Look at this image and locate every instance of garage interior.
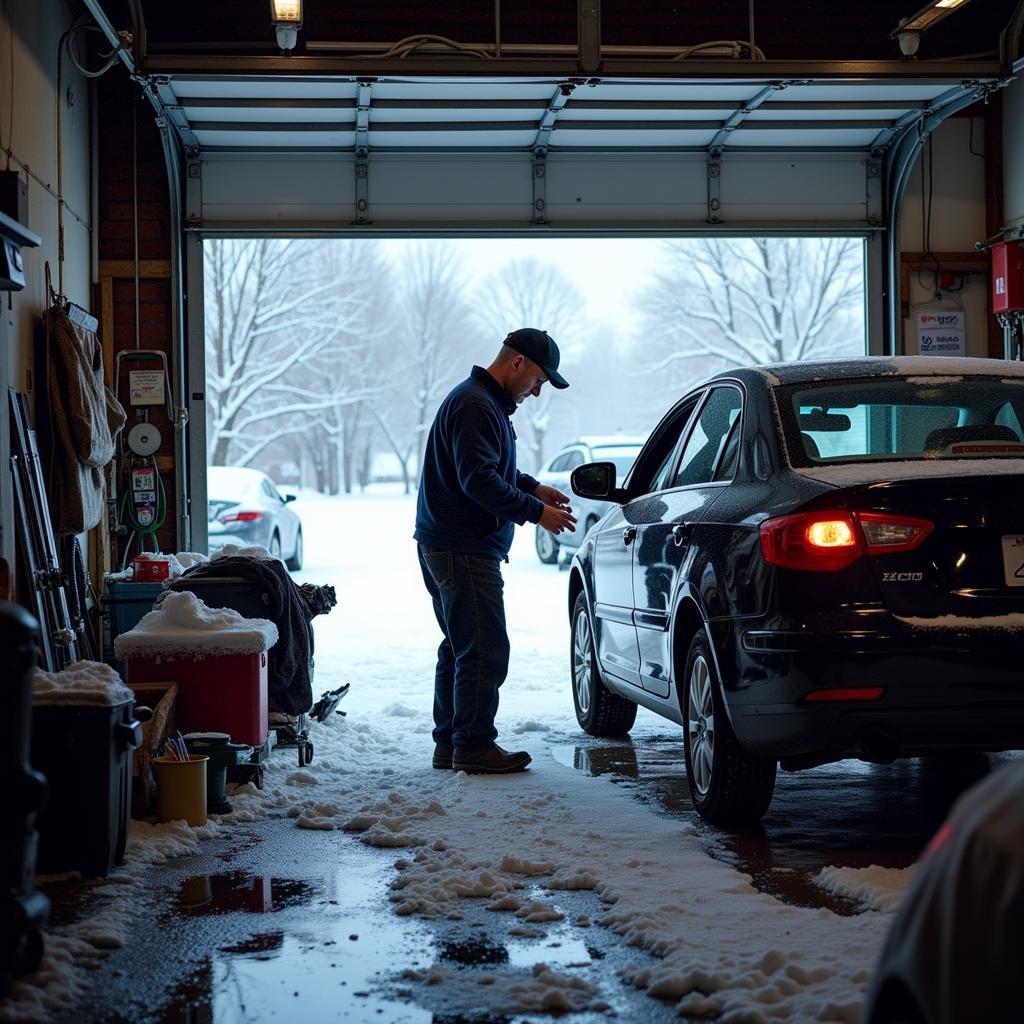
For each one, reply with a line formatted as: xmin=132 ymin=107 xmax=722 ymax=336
xmin=3 ymin=1 xmax=1024 ymax=1021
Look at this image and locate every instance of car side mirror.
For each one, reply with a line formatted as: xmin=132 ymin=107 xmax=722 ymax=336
xmin=283 ymin=493 xmax=296 ymax=503
xmin=571 ymin=461 xmax=617 ymax=501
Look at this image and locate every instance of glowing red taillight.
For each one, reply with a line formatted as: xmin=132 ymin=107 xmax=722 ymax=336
xmin=759 ymin=510 xmax=933 ymax=572
xmin=219 ymin=510 xmax=263 ymax=523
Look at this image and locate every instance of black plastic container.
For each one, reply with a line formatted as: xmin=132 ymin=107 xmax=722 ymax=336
xmin=30 ymin=700 xmax=141 ymax=878
xmin=1 ymin=602 xmax=49 ymax=995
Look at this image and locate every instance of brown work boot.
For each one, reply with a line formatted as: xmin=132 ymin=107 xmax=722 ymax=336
xmin=432 ymin=743 xmax=454 ymax=770
xmin=453 ymin=744 xmax=532 ymax=775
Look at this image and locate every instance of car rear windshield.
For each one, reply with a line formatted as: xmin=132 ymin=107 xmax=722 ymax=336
xmin=782 ymin=377 xmax=1024 ymax=464
xmin=592 ymin=445 xmax=643 ymax=474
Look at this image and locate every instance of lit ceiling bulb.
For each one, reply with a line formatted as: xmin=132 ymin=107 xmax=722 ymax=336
xmin=270 ymin=0 xmax=302 ymax=52
xmin=896 ymin=0 xmax=972 ymax=34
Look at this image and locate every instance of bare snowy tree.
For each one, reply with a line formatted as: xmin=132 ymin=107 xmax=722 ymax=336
xmin=389 ymin=243 xmax=481 ymax=482
xmin=204 ymin=238 xmax=379 ymax=467
xmin=475 ymin=258 xmax=588 ymax=472
xmin=634 ymin=238 xmax=864 ymax=402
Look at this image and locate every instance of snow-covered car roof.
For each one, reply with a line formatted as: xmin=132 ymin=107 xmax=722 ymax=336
xmin=727 ymin=356 xmax=1024 ymax=388
xmin=207 ymin=465 xmax=269 ymax=498
xmin=575 ymin=435 xmax=647 ymax=449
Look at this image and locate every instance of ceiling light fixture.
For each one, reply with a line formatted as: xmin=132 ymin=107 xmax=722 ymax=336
xmin=890 ymin=0 xmax=972 ymax=57
xmin=270 ymin=0 xmax=302 ymax=52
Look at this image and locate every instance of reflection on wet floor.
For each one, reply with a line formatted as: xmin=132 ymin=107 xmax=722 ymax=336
xmin=554 ymin=735 xmax=1020 ymax=913
xmin=175 ymin=872 xmax=317 ymax=915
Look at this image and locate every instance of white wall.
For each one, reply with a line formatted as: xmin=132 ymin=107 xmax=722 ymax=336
xmin=898 ymin=115 xmax=990 ymax=358
xmin=0 ymin=0 xmax=92 ymax=571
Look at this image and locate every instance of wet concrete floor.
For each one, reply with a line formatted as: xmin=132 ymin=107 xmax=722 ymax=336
xmin=552 ymin=729 xmax=1023 ymax=913
xmin=46 ymin=738 xmax=1022 ymax=1023
xmin=54 ymin=819 xmax=681 ymax=1024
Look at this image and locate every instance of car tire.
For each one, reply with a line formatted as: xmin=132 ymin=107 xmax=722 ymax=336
xmin=286 ymin=528 xmax=304 ymax=571
xmin=571 ymin=593 xmax=637 ymax=737
xmin=682 ymin=632 xmax=776 ymax=826
xmin=535 ymin=526 xmax=559 ymax=564
xmin=269 ymin=531 xmax=282 ymax=560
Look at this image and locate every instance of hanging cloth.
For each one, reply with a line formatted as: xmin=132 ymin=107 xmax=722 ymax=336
xmin=42 ymin=279 xmax=126 ymax=535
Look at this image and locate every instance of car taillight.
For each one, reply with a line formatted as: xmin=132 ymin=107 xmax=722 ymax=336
xmin=219 ymin=510 xmax=263 ymax=524
xmin=759 ymin=510 xmax=933 ymax=571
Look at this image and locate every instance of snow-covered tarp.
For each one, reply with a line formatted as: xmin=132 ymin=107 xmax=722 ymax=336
xmin=112 ymin=590 xmax=278 ymax=661
xmin=32 ymin=661 xmax=136 ymax=706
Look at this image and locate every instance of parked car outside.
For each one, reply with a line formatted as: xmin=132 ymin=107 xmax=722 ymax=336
xmin=207 ymin=466 xmax=304 ymax=570
xmin=567 ymin=357 xmax=1024 ymax=826
xmin=533 ymin=435 xmax=646 ymax=565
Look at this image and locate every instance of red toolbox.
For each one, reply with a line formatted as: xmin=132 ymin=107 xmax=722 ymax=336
xmin=125 ymin=651 xmax=269 ymax=747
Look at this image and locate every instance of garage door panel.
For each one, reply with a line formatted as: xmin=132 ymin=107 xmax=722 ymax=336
xmin=723 ymin=156 xmax=866 ymax=209
xmin=202 ymin=155 xmax=357 ymax=223
xmin=371 ymin=156 xmax=533 ymax=208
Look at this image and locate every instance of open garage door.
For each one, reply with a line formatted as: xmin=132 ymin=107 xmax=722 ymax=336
xmin=165 ymin=75 xmax=994 ymax=233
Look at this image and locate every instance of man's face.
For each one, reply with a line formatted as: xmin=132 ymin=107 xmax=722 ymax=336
xmin=510 ymin=356 xmax=548 ymax=404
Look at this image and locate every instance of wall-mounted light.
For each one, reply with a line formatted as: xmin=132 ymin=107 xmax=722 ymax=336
xmin=271 ymin=0 xmax=302 ymax=52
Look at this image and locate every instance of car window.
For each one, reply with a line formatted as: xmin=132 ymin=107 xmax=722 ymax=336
xmin=548 ymin=453 xmax=570 ymax=472
xmin=565 ymin=450 xmax=585 ymax=470
xmin=714 ymin=415 xmax=742 ymax=481
xmin=631 ymin=396 xmax=702 ymax=495
xmin=784 ymin=379 xmax=1024 ymax=463
xmin=262 ymin=479 xmax=281 ymax=501
xmin=671 ymin=387 xmax=743 ymax=488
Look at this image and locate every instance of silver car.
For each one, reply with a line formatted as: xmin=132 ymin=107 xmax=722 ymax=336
xmin=533 ymin=435 xmax=645 ymax=565
xmin=207 ymin=466 xmax=304 ymax=569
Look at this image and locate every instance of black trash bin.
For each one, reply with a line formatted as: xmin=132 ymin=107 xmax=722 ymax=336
xmin=31 ymin=700 xmax=142 ymax=878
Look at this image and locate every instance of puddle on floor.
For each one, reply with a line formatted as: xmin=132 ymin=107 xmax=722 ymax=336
xmin=174 ymin=872 xmax=317 ymax=915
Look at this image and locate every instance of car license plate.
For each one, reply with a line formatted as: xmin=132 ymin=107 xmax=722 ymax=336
xmin=1002 ymin=535 xmax=1024 ymax=587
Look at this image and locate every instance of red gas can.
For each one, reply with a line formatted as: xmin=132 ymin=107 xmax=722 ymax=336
xmin=125 ymin=651 xmax=268 ymax=746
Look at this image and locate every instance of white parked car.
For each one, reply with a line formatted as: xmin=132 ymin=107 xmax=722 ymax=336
xmin=533 ymin=435 xmax=646 ymax=565
xmin=206 ymin=466 xmax=304 ymax=569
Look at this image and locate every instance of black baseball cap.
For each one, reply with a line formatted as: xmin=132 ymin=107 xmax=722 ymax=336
xmin=503 ymin=328 xmax=569 ymax=390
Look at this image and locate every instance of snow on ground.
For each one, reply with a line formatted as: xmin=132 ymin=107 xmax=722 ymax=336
xmin=6 ymin=485 xmax=918 ymax=1023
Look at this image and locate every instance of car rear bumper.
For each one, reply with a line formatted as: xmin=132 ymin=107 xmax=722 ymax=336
xmin=726 ymin=625 xmax=1024 ymax=761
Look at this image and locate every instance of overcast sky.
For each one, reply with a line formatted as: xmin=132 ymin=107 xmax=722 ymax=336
xmin=382 ymin=237 xmax=664 ymax=336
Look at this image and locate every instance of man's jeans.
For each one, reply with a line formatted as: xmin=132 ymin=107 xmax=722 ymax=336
xmin=417 ymin=544 xmax=509 ymax=754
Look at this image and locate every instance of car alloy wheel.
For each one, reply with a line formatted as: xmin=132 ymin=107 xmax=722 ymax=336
xmin=570 ymin=593 xmax=637 ymax=737
xmin=535 ymin=525 xmax=559 ymax=564
xmin=686 ymin=652 xmax=715 ymax=797
xmin=573 ymin=602 xmax=593 ymax=715
xmin=681 ymin=632 xmax=776 ymax=826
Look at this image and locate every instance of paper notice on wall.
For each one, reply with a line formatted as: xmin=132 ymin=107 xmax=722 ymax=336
xmin=916 ymin=309 xmax=966 ymax=357
xmin=129 ymin=370 xmax=165 ymax=406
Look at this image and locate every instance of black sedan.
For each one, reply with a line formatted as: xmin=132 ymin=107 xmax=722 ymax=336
xmin=567 ymin=357 xmax=1024 ymax=825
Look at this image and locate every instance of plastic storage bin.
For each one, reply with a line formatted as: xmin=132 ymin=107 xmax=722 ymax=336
xmin=30 ymin=699 xmax=142 ymax=878
xmin=124 ymin=651 xmax=269 ymax=747
xmin=103 ymin=580 xmax=165 ymax=644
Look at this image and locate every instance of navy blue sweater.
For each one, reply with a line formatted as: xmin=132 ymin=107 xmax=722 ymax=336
xmin=415 ymin=366 xmax=544 ymax=559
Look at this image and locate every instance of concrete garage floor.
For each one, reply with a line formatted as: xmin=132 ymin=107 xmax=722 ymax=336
xmin=40 ymin=742 xmax=1020 ymax=1024
xmin=44 ymin=815 xmax=682 ymax=1024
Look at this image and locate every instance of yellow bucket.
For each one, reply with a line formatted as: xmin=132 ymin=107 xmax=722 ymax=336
xmin=153 ymin=755 xmax=209 ymax=827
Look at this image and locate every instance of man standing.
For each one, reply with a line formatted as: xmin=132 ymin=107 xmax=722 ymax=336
xmin=415 ymin=328 xmax=577 ymax=774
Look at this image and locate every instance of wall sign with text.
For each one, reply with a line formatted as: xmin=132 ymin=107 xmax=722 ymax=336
xmin=916 ymin=309 xmax=966 ymax=357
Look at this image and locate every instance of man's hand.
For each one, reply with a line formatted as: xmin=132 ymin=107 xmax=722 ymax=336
xmin=539 ymin=502 xmax=576 ymax=535
xmin=534 ymin=483 xmax=571 ymax=508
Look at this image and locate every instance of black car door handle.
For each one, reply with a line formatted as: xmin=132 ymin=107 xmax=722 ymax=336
xmin=622 ymin=526 xmax=637 ymax=545
xmin=672 ymin=523 xmax=692 ymax=546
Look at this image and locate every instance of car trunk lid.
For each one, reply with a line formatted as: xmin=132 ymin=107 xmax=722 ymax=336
xmin=842 ymin=473 xmax=1024 ymax=618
